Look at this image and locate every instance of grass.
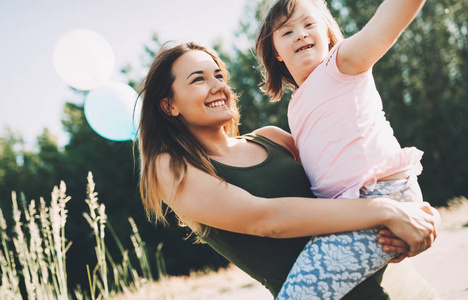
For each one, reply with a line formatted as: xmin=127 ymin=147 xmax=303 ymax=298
xmin=0 ymin=184 xmax=70 ymax=300
xmin=437 ymin=196 xmax=468 ymax=230
xmin=0 ymin=172 xmax=156 ymax=300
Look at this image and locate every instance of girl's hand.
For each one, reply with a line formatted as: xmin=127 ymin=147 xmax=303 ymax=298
xmin=378 ymin=228 xmax=409 ymax=263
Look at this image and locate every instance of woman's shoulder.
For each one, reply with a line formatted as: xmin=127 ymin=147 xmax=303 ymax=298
xmin=251 ymin=126 xmax=289 ymax=147
xmin=155 ymin=152 xmax=171 ymax=170
xmin=251 ymin=126 xmax=299 ymax=160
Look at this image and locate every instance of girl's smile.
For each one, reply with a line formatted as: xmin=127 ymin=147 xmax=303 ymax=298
xmin=295 ymin=43 xmax=315 ymax=53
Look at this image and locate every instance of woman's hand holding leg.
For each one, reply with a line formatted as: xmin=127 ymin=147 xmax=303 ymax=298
xmin=383 ymin=200 xmax=440 ymax=257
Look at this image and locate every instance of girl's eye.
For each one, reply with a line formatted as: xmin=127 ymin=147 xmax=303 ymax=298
xmin=215 ymin=74 xmax=224 ymax=80
xmin=305 ymin=23 xmax=314 ymax=28
xmin=283 ymin=31 xmax=292 ymax=37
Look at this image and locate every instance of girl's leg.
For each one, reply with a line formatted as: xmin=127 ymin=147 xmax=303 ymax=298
xmin=277 ymin=228 xmax=392 ymax=300
xmin=276 ymin=175 xmax=422 ymax=300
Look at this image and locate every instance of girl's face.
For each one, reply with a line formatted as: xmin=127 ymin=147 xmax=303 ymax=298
xmin=273 ymin=0 xmax=330 ymax=86
xmin=167 ymin=50 xmax=233 ymax=132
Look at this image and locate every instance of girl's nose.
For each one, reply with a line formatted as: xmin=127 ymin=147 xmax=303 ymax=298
xmin=296 ymin=32 xmax=308 ymax=41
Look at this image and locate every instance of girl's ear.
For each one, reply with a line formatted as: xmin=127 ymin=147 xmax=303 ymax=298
xmin=160 ymin=98 xmax=180 ymax=116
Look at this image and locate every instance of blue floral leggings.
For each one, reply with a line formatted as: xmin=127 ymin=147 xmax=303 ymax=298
xmin=276 ymin=174 xmax=423 ymax=300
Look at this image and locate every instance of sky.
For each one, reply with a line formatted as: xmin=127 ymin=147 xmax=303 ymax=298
xmin=0 ymin=0 xmax=249 ymax=148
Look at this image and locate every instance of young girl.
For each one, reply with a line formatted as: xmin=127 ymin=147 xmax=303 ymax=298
xmin=256 ymin=0 xmax=427 ymax=299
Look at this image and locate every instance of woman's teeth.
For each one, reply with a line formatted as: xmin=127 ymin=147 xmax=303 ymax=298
xmin=207 ymin=100 xmax=226 ymax=108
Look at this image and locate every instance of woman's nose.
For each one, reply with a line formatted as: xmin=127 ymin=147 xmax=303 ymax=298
xmin=210 ymin=78 xmax=226 ymax=94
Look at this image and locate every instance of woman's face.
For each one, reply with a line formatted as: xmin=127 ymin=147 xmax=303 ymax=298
xmin=167 ymin=50 xmax=233 ymax=132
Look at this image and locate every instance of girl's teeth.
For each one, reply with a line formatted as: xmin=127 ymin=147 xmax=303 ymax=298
xmin=297 ymin=45 xmax=313 ymax=52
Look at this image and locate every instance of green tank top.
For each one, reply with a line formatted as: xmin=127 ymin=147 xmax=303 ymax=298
xmin=203 ymin=134 xmax=389 ymax=299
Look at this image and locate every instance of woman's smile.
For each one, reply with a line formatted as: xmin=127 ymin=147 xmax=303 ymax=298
xmin=206 ymin=99 xmax=227 ymax=108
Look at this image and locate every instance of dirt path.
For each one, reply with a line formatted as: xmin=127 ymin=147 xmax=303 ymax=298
xmin=409 ymin=226 xmax=468 ymax=300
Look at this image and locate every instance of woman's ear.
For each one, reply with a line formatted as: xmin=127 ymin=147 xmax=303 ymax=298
xmin=160 ymin=98 xmax=180 ymax=116
xmin=275 ymin=49 xmax=283 ymax=62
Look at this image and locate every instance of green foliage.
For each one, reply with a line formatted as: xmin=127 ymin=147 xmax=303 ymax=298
xmin=0 ymin=130 xmax=24 ymax=207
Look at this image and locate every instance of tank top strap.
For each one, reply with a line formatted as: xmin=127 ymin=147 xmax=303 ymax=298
xmin=241 ymin=133 xmax=293 ymax=159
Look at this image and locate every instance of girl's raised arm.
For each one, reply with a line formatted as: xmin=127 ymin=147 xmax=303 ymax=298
xmin=156 ymin=153 xmax=438 ymax=256
xmin=338 ymin=0 xmax=426 ymax=75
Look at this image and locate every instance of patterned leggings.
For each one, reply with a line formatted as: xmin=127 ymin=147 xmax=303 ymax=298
xmin=276 ymin=174 xmax=423 ymax=300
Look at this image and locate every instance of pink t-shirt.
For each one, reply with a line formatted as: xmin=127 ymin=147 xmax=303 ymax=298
xmin=288 ymin=42 xmax=423 ymax=199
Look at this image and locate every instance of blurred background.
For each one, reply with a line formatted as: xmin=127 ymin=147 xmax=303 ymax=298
xmin=1 ymin=0 xmax=467 ymax=297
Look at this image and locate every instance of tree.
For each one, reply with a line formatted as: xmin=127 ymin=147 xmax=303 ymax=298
xmin=0 ymin=130 xmax=24 ymax=217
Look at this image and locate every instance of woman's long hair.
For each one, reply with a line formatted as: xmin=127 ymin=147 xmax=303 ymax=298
xmin=255 ymin=0 xmax=344 ymax=101
xmin=138 ymin=42 xmax=240 ymax=237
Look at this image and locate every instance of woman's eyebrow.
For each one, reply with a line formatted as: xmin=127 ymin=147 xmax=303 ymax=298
xmin=187 ymin=68 xmax=222 ymax=79
xmin=187 ymin=70 xmax=203 ymax=79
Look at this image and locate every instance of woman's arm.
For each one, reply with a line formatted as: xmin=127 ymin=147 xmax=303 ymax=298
xmin=157 ymin=153 xmax=438 ymax=256
xmin=338 ymin=0 xmax=426 ymax=75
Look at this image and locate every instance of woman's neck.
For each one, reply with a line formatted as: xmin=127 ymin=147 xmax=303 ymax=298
xmin=190 ymin=127 xmax=235 ymax=157
xmin=193 ymin=128 xmax=268 ymax=167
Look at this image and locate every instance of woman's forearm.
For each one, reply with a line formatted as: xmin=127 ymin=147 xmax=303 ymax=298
xmin=257 ymin=196 xmax=438 ymax=256
xmin=255 ymin=197 xmax=392 ymax=238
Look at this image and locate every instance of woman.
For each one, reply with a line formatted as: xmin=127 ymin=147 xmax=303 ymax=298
xmin=138 ymin=41 xmax=439 ymax=299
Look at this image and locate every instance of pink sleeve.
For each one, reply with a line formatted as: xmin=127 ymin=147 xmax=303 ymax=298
xmin=324 ymin=42 xmax=373 ymax=82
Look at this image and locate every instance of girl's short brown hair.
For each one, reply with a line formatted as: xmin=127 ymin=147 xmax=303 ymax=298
xmin=255 ymin=0 xmax=344 ymax=101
